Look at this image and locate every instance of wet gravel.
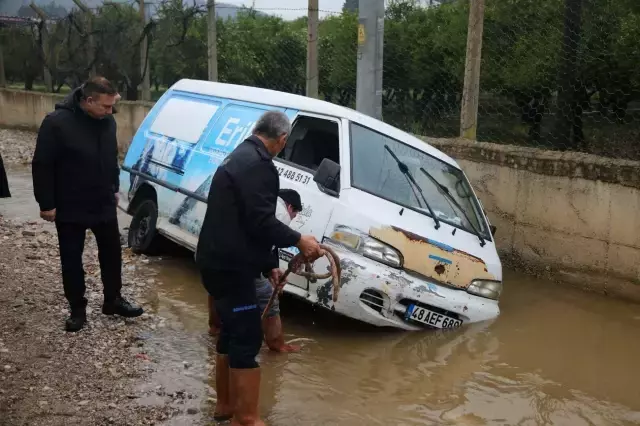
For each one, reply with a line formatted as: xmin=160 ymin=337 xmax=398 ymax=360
xmin=0 ymin=129 xmax=209 ymax=425
xmin=0 ymin=128 xmax=35 ymax=166
xmin=0 ymin=217 xmax=187 ymax=425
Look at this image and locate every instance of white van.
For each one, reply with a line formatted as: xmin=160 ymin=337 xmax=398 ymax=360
xmin=118 ymin=79 xmax=503 ymax=331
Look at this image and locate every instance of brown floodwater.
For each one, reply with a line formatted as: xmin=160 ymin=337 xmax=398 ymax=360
xmin=4 ymin=167 xmax=640 ymax=425
xmin=143 ymin=255 xmax=640 ymax=426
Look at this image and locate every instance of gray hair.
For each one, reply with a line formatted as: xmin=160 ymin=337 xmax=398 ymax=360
xmin=253 ymin=110 xmax=291 ymax=140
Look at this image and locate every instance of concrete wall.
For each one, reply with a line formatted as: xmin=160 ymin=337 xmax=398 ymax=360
xmin=2 ymin=88 xmax=639 ymax=300
xmin=0 ymin=89 xmax=153 ymax=154
xmin=426 ymin=137 xmax=640 ymax=301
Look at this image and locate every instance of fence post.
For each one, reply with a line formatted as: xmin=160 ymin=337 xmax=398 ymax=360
xmin=207 ymin=0 xmax=218 ymax=81
xmin=306 ymin=0 xmax=319 ymax=98
xmin=29 ymin=3 xmax=53 ymax=92
xmin=139 ymin=0 xmax=151 ymax=101
xmin=72 ymin=0 xmax=97 ymax=77
xmin=355 ymin=0 xmax=384 ymax=120
xmin=460 ymin=0 xmax=485 ymax=140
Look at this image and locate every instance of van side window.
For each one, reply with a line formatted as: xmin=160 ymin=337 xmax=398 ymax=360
xmin=149 ymin=97 xmax=220 ymax=144
xmin=278 ymin=116 xmax=340 ymax=171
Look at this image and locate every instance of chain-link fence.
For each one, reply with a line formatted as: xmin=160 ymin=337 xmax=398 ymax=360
xmin=1 ymin=0 xmax=639 ymax=159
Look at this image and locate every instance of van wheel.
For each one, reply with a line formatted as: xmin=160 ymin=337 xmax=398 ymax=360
xmin=128 ymin=199 xmax=162 ymax=255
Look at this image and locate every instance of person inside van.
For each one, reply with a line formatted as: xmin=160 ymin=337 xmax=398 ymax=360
xmin=196 ymin=110 xmax=323 ymax=425
xmin=208 ymin=188 xmax=303 ymax=354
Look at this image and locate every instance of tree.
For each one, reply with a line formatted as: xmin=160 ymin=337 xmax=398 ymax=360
xmin=342 ymin=0 xmax=358 ymax=13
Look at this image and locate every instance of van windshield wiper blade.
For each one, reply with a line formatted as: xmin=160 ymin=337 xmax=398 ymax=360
xmin=384 ymin=145 xmax=440 ymax=229
xmin=418 ymin=167 xmax=485 ymax=247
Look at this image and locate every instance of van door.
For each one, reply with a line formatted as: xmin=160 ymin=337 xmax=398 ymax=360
xmin=275 ymin=111 xmax=343 ymax=291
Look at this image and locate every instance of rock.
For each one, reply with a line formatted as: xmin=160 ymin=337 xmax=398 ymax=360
xmin=4 ymin=365 xmax=12 ymax=371
xmin=183 ymin=361 xmax=191 ymax=369
xmin=187 ymin=407 xmax=199 ymax=415
xmin=78 ymin=400 xmax=89 ymax=406
xmin=22 ymin=230 xmax=37 ymax=237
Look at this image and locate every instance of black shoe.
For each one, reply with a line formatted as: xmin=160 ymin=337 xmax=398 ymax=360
xmin=65 ymin=310 xmax=86 ymax=332
xmin=102 ymin=296 xmax=144 ymax=318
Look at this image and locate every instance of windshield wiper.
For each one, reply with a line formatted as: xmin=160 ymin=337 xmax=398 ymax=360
xmin=419 ymin=167 xmax=485 ymax=247
xmin=384 ymin=145 xmax=440 ymax=229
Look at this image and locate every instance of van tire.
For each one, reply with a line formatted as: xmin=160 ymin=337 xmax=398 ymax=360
xmin=128 ymin=199 xmax=162 ymax=255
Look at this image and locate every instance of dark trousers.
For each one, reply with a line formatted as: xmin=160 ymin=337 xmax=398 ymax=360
xmin=201 ymin=268 xmax=263 ymax=369
xmin=55 ymin=219 xmax=123 ymax=310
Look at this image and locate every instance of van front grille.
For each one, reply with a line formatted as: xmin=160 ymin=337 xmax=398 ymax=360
xmin=359 ymin=289 xmax=385 ymax=313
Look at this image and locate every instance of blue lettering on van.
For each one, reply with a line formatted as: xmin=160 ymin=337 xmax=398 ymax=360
xmin=123 ymin=89 xmax=301 ymax=239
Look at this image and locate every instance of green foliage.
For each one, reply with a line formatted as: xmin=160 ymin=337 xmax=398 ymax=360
xmin=3 ymin=0 xmax=639 ymax=157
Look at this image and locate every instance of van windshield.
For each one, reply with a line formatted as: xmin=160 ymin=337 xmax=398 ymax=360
xmin=350 ymin=122 xmax=491 ymax=240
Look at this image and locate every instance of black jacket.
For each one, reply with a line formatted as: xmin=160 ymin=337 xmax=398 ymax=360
xmin=0 ymin=152 xmax=10 ymax=198
xmin=196 ymin=135 xmax=301 ymax=274
xmin=32 ymin=88 xmax=120 ymax=223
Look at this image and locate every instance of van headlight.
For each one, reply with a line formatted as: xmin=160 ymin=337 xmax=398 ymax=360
xmin=467 ymin=279 xmax=502 ymax=300
xmin=327 ymin=225 xmax=403 ymax=268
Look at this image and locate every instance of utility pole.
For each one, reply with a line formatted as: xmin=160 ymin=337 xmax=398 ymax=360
xmin=460 ymin=0 xmax=485 ymax=140
xmin=72 ymin=0 xmax=97 ymax=77
xmin=30 ymin=3 xmax=53 ymax=92
xmin=355 ymin=0 xmax=384 ymax=120
xmin=207 ymin=0 xmax=218 ymax=81
xmin=139 ymin=0 xmax=151 ymax=100
xmin=305 ymin=0 xmax=319 ymax=98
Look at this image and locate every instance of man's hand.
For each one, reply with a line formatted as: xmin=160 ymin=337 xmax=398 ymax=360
xmin=114 ymin=192 xmax=120 ymax=203
xmin=296 ymin=234 xmax=324 ymax=261
xmin=268 ymin=268 xmax=285 ymax=294
xmin=40 ymin=208 xmax=56 ymax=222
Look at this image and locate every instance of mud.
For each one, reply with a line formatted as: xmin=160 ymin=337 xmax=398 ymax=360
xmin=2 ymin=129 xmax=640 ymax=425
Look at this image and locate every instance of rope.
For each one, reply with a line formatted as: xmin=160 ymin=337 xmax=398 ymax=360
xmin=261 ymin=244 xmax=342 ymax=320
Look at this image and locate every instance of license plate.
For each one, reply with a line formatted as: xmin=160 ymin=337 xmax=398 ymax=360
xmin=405 ymin=304 xmax=462 ymax=329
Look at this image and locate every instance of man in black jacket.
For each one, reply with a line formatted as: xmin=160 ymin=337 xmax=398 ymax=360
xmin=32 ymin=77 xmax=143 ymax=333
xmin=196 ymin=110 xmax=322 ymax=426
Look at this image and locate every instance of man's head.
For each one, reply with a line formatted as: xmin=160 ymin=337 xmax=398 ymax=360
xmin=79 ymin=76 xmax=119 ymax=120
xmin=252 ymin=111 xmax=291 ymax=157
xmin=279 ymin=189 xmax=302 ymax=220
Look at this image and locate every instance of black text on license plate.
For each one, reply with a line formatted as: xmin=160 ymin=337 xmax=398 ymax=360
xmin=406 ymin=304 xmax=462 ymax=329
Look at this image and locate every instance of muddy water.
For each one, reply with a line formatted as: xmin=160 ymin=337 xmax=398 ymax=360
xmin=145 ymin=255 xmax=640 ymax=426
xmin=4 ymin=167 xmax=640 ymax=425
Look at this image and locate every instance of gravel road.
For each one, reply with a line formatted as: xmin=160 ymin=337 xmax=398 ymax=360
xmin=0 ymin=129 xmax=208 ymax=425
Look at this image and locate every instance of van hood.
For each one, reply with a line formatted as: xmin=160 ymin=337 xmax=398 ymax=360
xmin=369 ymin=225 xmax=497 ymax=289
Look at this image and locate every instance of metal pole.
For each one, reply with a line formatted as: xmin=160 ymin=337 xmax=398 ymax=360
xmin=460 ymin=0 xmax=485 ymax=140
xmin=207 ymin=0 xmax=218 ymax=81
xmin=139 ymin=0 xmax=151 ymax=100
xmin=305 ymin=0 xmax=319 ymax=98
xmin=355 ymin=0 xmax=384 ymax=120
xmin=72 ymin=0 xmax=96 ymax=77
xmin=30 ymin=3 xmax=52 ymax=92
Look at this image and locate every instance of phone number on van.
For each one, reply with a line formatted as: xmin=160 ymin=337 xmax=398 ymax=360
xmin=275 ymin=165 xmax=311 ymax=185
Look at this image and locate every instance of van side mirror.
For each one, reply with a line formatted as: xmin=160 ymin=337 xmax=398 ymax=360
xmin=490 ymin=224 xmax=497 ymax=237
xmin=314 ymin=158 xmax=340 ymax=197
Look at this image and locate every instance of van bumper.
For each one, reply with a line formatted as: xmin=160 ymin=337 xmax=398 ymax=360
xmin=321 ymin=247 xmax=500 ymax=331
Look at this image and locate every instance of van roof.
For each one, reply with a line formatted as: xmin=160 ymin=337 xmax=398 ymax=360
xmin=170 ymin=79 xmax=459 ymax=168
